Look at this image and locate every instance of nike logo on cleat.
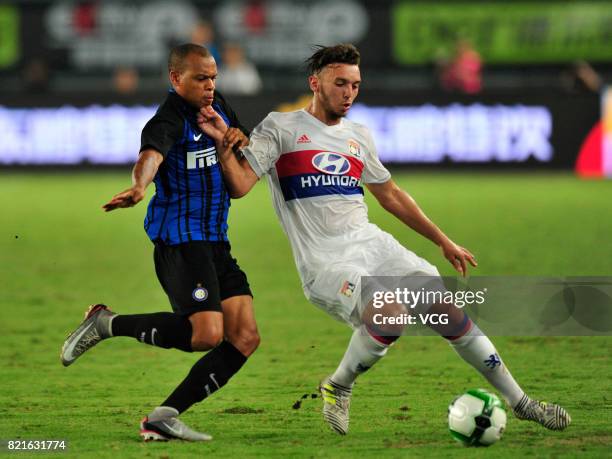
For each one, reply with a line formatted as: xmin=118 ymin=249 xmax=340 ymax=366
xmin=62 ymin=323 xmax=94 ymax=363
xmin=161 ymin=422 xmax=183 ymax=437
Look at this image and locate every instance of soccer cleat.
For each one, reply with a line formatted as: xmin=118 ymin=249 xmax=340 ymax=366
xmin=513 ymin=394 xmax=571 ymax=430
xmin=319 ymin=376 xmax=352 ymax=435
xmin=140 ymin=406 xmax=212 ymax=441
xmin=60 ymin=304 xmax=115 ymax=367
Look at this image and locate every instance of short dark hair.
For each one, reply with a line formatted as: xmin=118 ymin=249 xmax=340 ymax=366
xmin=168 ymin=43 xmax=211 ymax=72
xmin=305 ymin=44 xmax=360 ymax=75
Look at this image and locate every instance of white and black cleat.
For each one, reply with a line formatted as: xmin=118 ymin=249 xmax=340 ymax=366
xmin=319 ymin=376 xmax=352 ymax=435
xmin=513 ymin=394 xmax=572 ymax=431
xmin=60 ymin=304 xmax=115 ymax=367
xmin=140 ymin=407 xmax=212 ymax=441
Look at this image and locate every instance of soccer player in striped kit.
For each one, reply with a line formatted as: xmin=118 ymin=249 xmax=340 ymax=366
xmin=198 ymin=44 xmax=571 ymax=436
xmin=61 ymin=44 xmax=259 ymax=441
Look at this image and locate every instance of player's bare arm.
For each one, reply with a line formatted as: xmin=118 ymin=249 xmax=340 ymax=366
xmin=198 ymin=106 xmax=259 ymax=198
xmin=366 ymin=178 xmax=477 ymax=276
xmin=102 ymin=149 xmax=163 ymax=212
xmin=223 ymin=126 xmax=249 ymax=149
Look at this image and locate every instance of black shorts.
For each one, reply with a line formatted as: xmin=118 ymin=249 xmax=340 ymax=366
xmin=153 ymin=241 xmax=252 ymax=316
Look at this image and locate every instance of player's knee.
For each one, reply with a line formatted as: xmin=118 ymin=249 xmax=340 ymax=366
xmin=191 ymin=327 xmax=223 ymax=352
xmin=227 ymin=328 xmax=260 ymax=357
xmin=363 ymin=302 xmax=407 ymax=337
xmin=366 ymin=323 xmax=403 ymax=343
xmin=242 ymin=329 xmax=260 ymax=356
xmin=188 ymin=311 xmax=224 ymax=351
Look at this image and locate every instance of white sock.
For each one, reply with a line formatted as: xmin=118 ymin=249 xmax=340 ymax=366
xmin=331 ymin=325 xmax=390 ymax=388
xmin=449 ymin=325 xmax=524 ymax=407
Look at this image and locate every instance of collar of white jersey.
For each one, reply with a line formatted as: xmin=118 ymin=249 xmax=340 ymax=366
xmin=300 ymin=108 xmax=345 ymax=130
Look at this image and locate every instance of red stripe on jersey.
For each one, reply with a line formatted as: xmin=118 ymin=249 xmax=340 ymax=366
xmin=275 ymin=149 xmax=364 ymax=180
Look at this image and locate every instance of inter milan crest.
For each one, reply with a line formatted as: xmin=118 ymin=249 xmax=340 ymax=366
xmin=192 ymin=283 xmax=208 ymax=302
xmin=348 ymin=140 xmax=361 ymax=158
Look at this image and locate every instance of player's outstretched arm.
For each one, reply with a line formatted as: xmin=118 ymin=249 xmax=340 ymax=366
xmin=198 ymin=107 xmax=259 ymax=199
xmin=102 ymin=149 xmax=163 ymax=212
xmin=366 ymin=179 xmax=477 ymax=276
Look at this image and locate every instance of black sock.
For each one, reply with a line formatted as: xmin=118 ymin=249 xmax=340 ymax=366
xmin=111 ymin=312 xmax=193 ymax=352
xmin=162 ymin=341 xmax=248 ymax=413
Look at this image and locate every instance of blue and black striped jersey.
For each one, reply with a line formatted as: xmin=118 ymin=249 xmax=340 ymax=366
xmin=140 ymin=90 xmax=248 ymax=245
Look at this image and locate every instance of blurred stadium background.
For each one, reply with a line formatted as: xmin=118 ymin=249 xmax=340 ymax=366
xmin=0 ymin=0 xmax=611 ymax=171
xmin=2 ymin=1 xmax=611 ymax=457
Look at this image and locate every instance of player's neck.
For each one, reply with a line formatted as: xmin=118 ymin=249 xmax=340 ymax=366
xmin=305 ymin=101 xmax=342 ymax=126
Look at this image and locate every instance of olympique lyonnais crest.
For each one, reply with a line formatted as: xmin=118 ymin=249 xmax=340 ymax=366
xmin=348 ymin=140 xmax=361 ymax=158
xmin=340 ymin=280 xmax=356 ymax=297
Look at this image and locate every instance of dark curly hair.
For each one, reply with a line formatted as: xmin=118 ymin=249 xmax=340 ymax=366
xmin=305 ymin=44 xmax=360 ymax=75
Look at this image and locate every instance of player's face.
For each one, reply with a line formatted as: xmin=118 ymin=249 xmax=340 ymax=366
xmin=170 ymin=54 xmax=217 ymax=108
xmin=312 ymin=63 xmax=361 ymax=119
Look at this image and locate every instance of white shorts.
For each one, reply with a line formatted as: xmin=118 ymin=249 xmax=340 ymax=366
xmin=303 ymin=225 xmax=439 ymax=328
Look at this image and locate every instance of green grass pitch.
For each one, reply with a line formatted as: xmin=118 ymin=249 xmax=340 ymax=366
xmin=1 ymin=171 xmax=611 ymax=458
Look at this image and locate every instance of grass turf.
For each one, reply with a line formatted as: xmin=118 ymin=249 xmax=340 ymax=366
xmin=1 ymin=171 xmax=611 ymax=458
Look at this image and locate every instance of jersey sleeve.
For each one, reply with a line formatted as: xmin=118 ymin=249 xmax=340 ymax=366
xmin=214 ymin=90 xmax=250 ymax=137
xmin=140 ymin=102 xmax=184 ymax=158
xmin=361 ymin=128 xmax=391 ymax=184
xmin=240 ymin=114 xmax=282 ymax=178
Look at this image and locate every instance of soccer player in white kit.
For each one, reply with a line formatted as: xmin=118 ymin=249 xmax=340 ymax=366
xmin=197 ymin=44 xmax=571 ymax=435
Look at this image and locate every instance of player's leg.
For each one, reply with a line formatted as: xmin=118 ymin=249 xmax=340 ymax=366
xmin=330 ymin=297 xmax=404 ymax=389
xmin=428 ymin=301 xmax=525 ymax=406
xmin=305 ymin=266 xmax=404 ymax=435
xmin=307 ymin=269 xmax=394 ymax=389
xmin=139 ymin=309 xmax=224 ymax=442
xmin=60 ymin=305 xmax=207 ymax=367
xmin=142 ymin=245 xmax=259 ymax=440
xmin=323 ymin=238 xmax=425 ymax=393
xmin=140 ymin=242 xmax=250 ymax=441
xmin=320 ymin=298 xmax=405 ymax=435
xmin=111 ymin=239 xmax=227 ymax=350
xmin=60 ymin=242 xmax=221 ymax=366
xmin=428 ymin=300 xmax=571 ymax=430
xmin=221 ymin=295 xmax=260 ymax=357
xmin=158 ymin=295 xmax=258 ymax=416
xmin=370 ymin=234 xmax=526 ymax=414
xmin=166 ymin=248 xmax=260 ymax=405
xmin=214 ymin=245 xmax=259 ymax=358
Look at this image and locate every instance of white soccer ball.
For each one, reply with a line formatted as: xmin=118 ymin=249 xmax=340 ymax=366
xmin=448 ymin=389 xmax=507 ymax=446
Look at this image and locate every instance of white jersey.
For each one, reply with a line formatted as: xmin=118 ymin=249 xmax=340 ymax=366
xmin=241 ymin=109 xmax=391 ymax=286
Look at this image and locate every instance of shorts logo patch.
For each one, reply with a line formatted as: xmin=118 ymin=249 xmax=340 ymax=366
xmin=340 ymin=280 xmax=356 ymax=298
xmin=192 ymin=284 xmax=209 ymax=302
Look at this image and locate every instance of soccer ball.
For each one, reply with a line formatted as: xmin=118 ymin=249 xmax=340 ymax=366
xmin=448 ymin=389 xmax=507 ymax=446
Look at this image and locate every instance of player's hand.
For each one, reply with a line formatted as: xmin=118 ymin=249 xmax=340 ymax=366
xmin=197 ymin=105 xmax=228 ymax=142
xmin=102 ymin=186 xmax=145 ymax=212
xmin=440 ymin=240 xmax=477 ymax=276
xmin=223 ymin=127 xmax=249 ymax=150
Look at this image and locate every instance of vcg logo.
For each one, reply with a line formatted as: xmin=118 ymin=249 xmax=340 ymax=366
xmin=312 ymin=152 xmax=351 ymax=175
